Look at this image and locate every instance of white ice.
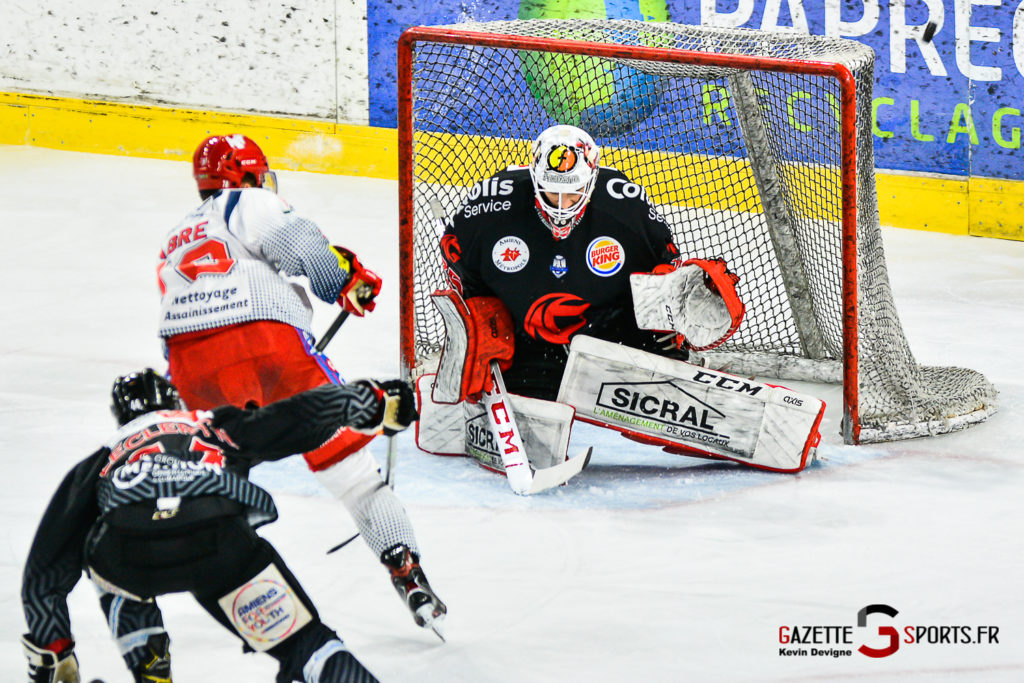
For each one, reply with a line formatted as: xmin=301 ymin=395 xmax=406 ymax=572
xmin=1 ymin=145 xmax=1022 ymax=682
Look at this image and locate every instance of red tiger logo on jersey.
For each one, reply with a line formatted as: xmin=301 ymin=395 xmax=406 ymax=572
xmin=524 ymin=293 xmax=590 ymax=344
xmin=441 ymin=234 xmax=461 ymax=264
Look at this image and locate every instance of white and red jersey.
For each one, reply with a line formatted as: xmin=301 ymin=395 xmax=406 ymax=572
xmin=157 ymin=188 xmax=348 ymax=337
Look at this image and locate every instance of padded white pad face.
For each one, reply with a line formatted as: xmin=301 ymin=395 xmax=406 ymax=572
xmin=430 ymin=292 xmax=470 ymax=404
xmin=557 ymin=335 xmax=824 ymax=472
xmin=416 ymin=374 xmax=575 ymax=471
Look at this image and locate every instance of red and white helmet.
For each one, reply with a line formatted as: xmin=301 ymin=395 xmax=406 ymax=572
xmin=192 ymin=134 xmax=277 ymax=193
xmin=529 ymin=125 xmax=601 ymax=239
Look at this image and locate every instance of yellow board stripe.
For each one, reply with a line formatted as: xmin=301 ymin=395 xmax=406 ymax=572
xmin=2 ymin=91 xmax=1023 ymax=239
xmin=0 ymin=91 xmax=397 ymax=179
xmin=415 ymin=131 xmax=837 ymax=219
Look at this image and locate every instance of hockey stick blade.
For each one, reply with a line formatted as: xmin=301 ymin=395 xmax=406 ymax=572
xmin=528 ymin=447 xmax=592 ymax=494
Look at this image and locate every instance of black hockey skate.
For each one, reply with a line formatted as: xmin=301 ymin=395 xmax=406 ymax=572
xmin=381 ymin=544 xmax=447 ymax=641
xmin=131 ymin=632 xmax=171 ymax=683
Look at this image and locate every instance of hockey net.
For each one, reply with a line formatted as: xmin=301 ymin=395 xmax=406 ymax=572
xmin=397 ymin=20 xmax=997 ymax=444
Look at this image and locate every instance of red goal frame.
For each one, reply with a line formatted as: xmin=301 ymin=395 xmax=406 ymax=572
xmin=396 ymin=25 xmax=864 ymax=441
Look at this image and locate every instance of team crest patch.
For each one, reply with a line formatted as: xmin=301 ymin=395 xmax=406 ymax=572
xmin=492 ymin=236 xmax=529 ymax=273
xmin=551 ymin=255 xmax=568 ymax=278
xmin=218 ymin=564 xmax=313 ymax=652
xmin=586 ymin=237 xmax=625 ymax=277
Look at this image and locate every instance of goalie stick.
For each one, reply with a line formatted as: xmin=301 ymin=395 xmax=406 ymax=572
xmin=482 ymin=361 xmax=592 ymax=495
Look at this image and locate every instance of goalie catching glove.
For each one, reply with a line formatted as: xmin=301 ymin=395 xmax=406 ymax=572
xmin=332 ymin=245 xmax=382 ymax=316
xmin=22 ymin=635 xmax=79 ymax=683
xmin=631 ymin=257 xmax=745 ymax=351
xmin=357 ymin=379 xmax=419 ymax=436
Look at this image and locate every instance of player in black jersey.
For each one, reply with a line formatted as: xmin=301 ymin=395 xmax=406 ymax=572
xmin=440 ymin=124 xmax=686 ymax=400
xmin=20 ymin=369 xmax=427 ymax=683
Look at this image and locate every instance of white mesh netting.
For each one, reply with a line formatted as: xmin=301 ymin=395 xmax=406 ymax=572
xmin=400 ymin=19 xmax=996 ymax=443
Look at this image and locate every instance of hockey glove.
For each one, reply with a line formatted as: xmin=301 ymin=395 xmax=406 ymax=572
xmin=332 ymin=245 xmax=382 ymax=316
xmin=22 ymin=635 xmax=80 ymax=683
xmin=632 ymin=257 xmax=744 ymax=351
xmin=360 ymin=379 xmax=419 ymax=436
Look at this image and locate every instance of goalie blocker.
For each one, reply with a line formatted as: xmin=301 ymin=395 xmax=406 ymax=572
xmin=557 ymin=335 xmax=824 ymax=473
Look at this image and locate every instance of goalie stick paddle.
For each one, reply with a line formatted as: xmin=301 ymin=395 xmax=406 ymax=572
xmin=528 ymin=446 xmax=592 ymax=494
xmin=481 ymin=361 xmax=535 ymax=494
xmin=482 ymin=361 xmax=591 ymax=495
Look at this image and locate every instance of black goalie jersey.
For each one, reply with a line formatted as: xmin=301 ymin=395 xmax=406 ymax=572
xmin=440 ymin=166 xmax=681 ymax=399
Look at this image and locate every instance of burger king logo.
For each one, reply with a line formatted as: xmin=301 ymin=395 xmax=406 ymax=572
xmin=586 ymin=237 xmax=625 ymax=277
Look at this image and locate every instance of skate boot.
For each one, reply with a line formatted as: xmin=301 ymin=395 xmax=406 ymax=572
xmin=131 ymin=632 xmax=172 ymax=683
xmin=381 ymin=543 xmax=447 ymax=640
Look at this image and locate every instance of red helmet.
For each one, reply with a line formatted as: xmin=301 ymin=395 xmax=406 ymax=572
xmin=192 ymin=134 xmax=276 ymax=192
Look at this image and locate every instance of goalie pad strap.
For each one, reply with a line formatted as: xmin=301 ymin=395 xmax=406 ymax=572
xmin=430 ymin=291 xmax=515 ymax=403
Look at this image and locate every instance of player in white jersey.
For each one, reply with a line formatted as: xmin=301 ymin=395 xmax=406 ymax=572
xmin=149 ymin=135 xmax=446 ymax=656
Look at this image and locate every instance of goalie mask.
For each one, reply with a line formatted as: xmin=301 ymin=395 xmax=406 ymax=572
xmin=193 ymin=134 xmax=278 ymax=194
xmin=529 ymin=125 xmax=601 ymax=240
xmin=111 ymin=369 xmax=184 ymax=425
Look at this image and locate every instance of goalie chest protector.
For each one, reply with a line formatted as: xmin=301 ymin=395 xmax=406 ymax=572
xmin=441 ymin=168 xmax=679 ymax=352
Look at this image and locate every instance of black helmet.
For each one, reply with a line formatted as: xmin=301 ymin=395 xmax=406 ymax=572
xmin=110 ymin=369 xmax=183 ymax=425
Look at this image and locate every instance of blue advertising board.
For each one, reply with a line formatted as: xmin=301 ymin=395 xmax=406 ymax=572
xmin=368 ymin=0 xmax=1023 ymax=181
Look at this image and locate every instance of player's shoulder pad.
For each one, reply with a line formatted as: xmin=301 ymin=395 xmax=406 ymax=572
xmin=593 ymin=166 xmax=645 ymax=200
xmin=462 ymin=167 xmax=530 ymax=204
xmin=590 ymin=167 xmax=656 ymax=217
xmin=229 ymin=187 xmax=294 ymax=220
xmin=453 ymin=167 xmax=530 ymax=227
xmin=588 ymin=167 xmax=668 ymax=233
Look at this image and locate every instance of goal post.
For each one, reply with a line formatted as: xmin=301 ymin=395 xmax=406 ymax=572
xmin=397 ymin=20 xmax=997 ymax=445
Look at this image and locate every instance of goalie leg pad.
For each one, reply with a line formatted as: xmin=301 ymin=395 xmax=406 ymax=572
xmin=557 ymin=335 xmax=823 ymax=473
xmin=430 ymin=290 xmax=515 ymax=403
xmin=415 ymin=373 xmax=575 ymax=471
xmin=415 ymin=373 xmax=469 ymax=456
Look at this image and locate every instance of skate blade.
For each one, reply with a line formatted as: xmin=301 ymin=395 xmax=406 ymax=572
xmin=416 ymin=604 xmax=447 ymax=642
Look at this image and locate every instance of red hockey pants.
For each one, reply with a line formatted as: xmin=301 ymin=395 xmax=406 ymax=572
xmin=165 ymin=320 xmax=373 ymax=471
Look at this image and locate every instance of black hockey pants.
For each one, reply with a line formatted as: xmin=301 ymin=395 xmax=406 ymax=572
xmin=86 ymin=501 xmax=378 ymax=683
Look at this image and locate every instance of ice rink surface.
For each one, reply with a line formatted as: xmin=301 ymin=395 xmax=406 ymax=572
xmin=1 ymin=145 xmax=1022 ymax=682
